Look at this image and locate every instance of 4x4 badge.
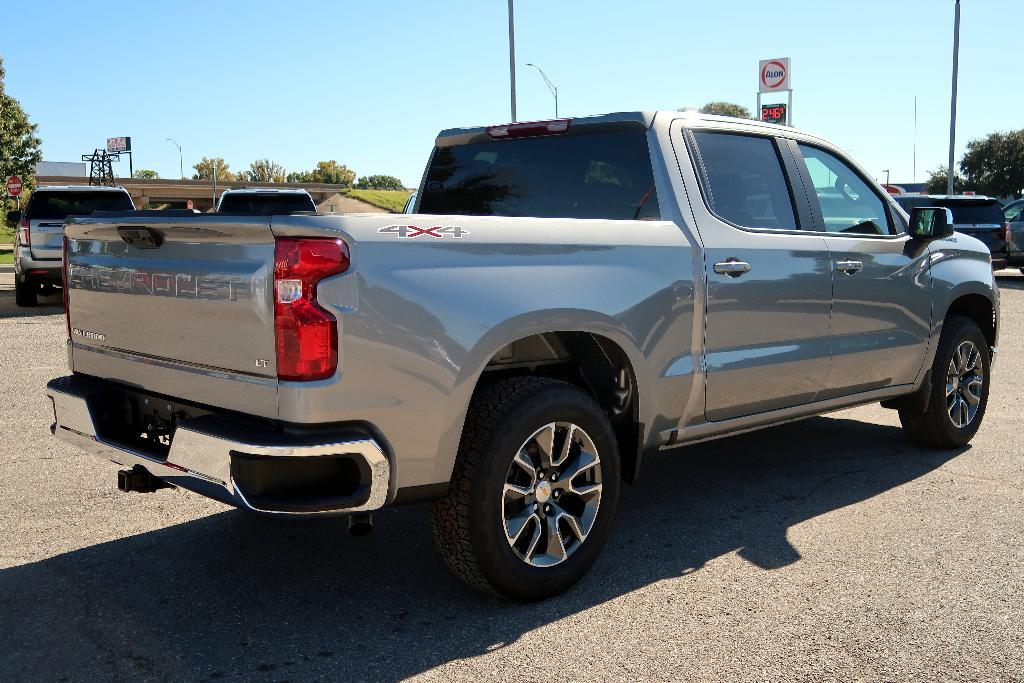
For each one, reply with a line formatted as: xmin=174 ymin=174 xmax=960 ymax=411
xmin=378 ymin=224 xmax=468 ymax=239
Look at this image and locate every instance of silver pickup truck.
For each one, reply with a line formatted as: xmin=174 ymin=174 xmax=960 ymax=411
xmin=47 ymin=112 xmax=998 ymax=601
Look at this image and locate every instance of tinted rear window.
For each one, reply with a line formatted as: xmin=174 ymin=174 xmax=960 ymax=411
xmin=27 ymin=191 xmax=134 ymax=220
xmin=217 ymin=193 xmax=316 ymax=214
xmin=418 ymin=131 xmax=660 ymax=220
xmin=895 ymin=197 xmax=1004 ymax=225
xmin=944 ymin=202 xmax=1004 ymax=225
xmin=690 ymin=131 xmax=798 ymax=230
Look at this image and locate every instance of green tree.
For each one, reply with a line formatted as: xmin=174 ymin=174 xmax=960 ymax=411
xmin=243 ymin=158 xmax=285 ymax=183
xmin=287 ymin=160 xmax=356 ymax=186
xmin=133 ymin=169 xmax=159 ymax=179
xmin=926 ymin=166 xmax=965 ymax=195
xmin=192 ymin=157 xmax=236 ymax=182
xmin=0 ymin=56 xmax=43 ymax=214
xmin=355 ymin=174 xmax=405 ymax=191
xmin=698 ymin=101 xmax=752 ymax=119
xmin=959 ymin=129 xmax=1024 ymax=198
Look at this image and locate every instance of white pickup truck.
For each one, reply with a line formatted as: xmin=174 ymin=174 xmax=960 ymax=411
xmin=48 ymin=112 xmax=998 ymax=600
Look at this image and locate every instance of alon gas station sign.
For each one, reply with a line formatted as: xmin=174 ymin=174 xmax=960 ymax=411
xmin=757 ymin=58 xmax=792 ymax=126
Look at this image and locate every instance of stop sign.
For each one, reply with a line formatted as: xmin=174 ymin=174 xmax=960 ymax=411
xmin=6 ymin=175 xmax=23 ymax=197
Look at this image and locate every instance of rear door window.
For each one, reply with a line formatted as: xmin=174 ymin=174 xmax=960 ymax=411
xmin=689 ymin=131 xmax=798 ymax=230
xmin=26 ymin=191 xmax=134 ymax=220
xmin=418 ymin=131 xmax=660 ymax=220
xmin=1004 ymin=202 xmax=1024 ymax=223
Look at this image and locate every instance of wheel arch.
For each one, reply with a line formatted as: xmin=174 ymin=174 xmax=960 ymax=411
xmin=945 ymin=292 xmax=997 ymax=349
xmin=435 ymin=311 xmax=651 ymax=487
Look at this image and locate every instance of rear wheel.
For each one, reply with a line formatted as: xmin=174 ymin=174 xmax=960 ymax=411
xmin=899 ymin=315 xmax=990 ymax=448
xmin=14 ymin=278 xmax=37 ymax=307
xmin=432 ymin=377 xmax=621 ymax=601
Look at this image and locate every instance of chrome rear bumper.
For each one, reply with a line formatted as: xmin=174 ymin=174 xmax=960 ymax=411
xmin=46 ymin=375 xmax=391 ymax=516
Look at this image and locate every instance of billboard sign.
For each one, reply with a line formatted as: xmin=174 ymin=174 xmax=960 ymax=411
xmin=106 ymin=137 xmax=131 ymax=153
xmin=759 ymin=58 xmax=791 ymax=92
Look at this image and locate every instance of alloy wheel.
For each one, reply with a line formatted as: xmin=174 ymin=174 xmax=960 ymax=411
xmin=501 ymin=422 xmax=603 ymax=567
xmin=946 ymin=340 xmax=984 ymax=429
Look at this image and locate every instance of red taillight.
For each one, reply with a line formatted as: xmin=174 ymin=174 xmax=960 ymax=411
xmin=486 ymin=118 xmax=572 ymax=139
xmin=274 ymin=237 xmax=349 ymax=381
xmin=62 ymin=235 xmax=70 ymax=339
xmin=17 ymin=218 xmax=30 ymax=248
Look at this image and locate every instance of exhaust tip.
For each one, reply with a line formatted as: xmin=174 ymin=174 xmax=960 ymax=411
xmin=348 ymin=512 xmax=374 ymax=537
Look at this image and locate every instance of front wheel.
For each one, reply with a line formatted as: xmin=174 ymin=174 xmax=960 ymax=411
xmin=899 ymin=315 xmax=990 ymax=448
xmin=432 ymin=377 xmax=621 ymax=601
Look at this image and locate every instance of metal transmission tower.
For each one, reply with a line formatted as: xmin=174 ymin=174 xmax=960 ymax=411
xmin=82 ymin=149 xmax=118 ymax=186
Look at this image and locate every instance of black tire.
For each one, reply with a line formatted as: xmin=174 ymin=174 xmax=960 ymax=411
xmin=899 ymin=315 xmax=990 ymax=448
xmin=431 ymin=376 xmax=621 ymax=601
xmin=14 ymin=278 xmax=37 ymax=307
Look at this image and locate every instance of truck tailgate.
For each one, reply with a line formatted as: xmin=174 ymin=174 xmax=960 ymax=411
xmin=65 ymin=214 xmax=279 ymax=414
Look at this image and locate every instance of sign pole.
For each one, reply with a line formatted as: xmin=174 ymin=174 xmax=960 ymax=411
xmin=508 ymin=0 xmax=517 ymax=122
xmin=947 ymin=0 xmax=961 ymax=195
xmin=787 ymin=89 xmax=793 ymax=126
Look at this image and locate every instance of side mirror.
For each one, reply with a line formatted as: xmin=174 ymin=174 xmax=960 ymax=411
xmin=910 ymin=206 xmax=955 ymax=239
xmin=5 ymin=210 xmax=21 ymax=226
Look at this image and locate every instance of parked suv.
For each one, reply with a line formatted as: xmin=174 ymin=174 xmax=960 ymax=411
xmin=895 ymin=195 xmax=1009 ymax=268
xmin=6 ymin=186 xmax=135 ymax=306
xmin=216 ymin=188 xmax=317 ymax=214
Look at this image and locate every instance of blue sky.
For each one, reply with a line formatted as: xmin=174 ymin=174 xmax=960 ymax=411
xmin=3 ymin=0 xmax=1017 ymax=188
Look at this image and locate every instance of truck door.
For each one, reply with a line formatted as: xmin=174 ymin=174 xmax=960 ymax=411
xmin=787 ymin=141 xmax=931 ymax=397
xmin=682 ymin=129 xmax=833 ymax=421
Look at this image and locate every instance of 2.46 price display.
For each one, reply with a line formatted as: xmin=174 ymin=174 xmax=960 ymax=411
xmin=761 ymin=104 xmax=787 ymax=124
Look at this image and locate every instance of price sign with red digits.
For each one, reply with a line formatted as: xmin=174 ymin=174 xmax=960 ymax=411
xmin=760 ymin=104 xmax=788 ymax=125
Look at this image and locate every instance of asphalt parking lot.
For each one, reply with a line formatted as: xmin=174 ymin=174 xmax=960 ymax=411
xmin=1 ymin=271 xmax=1022 ymax=682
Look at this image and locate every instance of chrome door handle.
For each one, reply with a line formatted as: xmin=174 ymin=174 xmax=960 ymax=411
xmin=713 ymin=260 xmax=751 ymax=277
xmin=835 ymin=259 xmax=863 ymax=274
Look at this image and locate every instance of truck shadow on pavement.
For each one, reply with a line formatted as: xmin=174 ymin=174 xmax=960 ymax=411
xmin=0 ymin=286 xmax=62 ymax=318
xmin=2 ymin=415 xmax=963 ymax=681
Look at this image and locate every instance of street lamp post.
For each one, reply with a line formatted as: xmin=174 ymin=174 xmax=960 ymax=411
xmin=883 ymin=169 xmax=891 ymax=189
xmin=508 ymin=0 xmax=517 ymax=122
xmin=166 ymin=138 xmax=183 ymax=179
xmin=947 ymin=0 xmax=961 ymax=195
xmin=526 ymin=63 xmax=559 ymax=118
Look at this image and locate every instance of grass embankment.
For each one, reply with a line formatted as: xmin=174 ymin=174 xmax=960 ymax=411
xmin=345 ymin=189 xmax=412 ymax=213
xmin=0 ymin=247 xmax=12 ymax=265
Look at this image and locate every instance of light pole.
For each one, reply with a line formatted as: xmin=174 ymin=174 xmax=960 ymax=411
xmin=508 ymin=0 xmax=517 ymax=121
xmin=166 ymin=138 xmax=183 ymax=179
xmin=526 ymin=63 xmax=559 ymax=118
xmin=947 ymin=0 xmax=961 ymax=195
xmin=883 ymin=169 xmax=891 ymax=189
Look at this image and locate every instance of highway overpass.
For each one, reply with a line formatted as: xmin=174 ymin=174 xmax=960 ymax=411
xmin=34 ymin=176 xmax=386 ymax=213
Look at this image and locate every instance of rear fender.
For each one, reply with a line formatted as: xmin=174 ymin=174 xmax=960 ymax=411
xmin=433 ymin=310 xmax=651 ymax=485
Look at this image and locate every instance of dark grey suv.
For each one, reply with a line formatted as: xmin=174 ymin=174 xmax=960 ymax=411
xmin=895 ymin=195 xmax=1009 ymax=268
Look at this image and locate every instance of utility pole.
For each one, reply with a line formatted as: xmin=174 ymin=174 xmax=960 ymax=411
xmin=166 ymin=138 xmax=183 ymax=180
xmin=508 ymin=0 xmax=517 ymax=122
xmin=883 ymin=169 xmax=891 ymax=190
xmin=213 ymin=159 xmax=218 ymax=211
xmin=526 ymin=63 xmax=559 ymax=118
xmin=947 ymin=0 xmax=961 ymax=195
xmin=913 ymin=95 xmax=918 ymax=183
